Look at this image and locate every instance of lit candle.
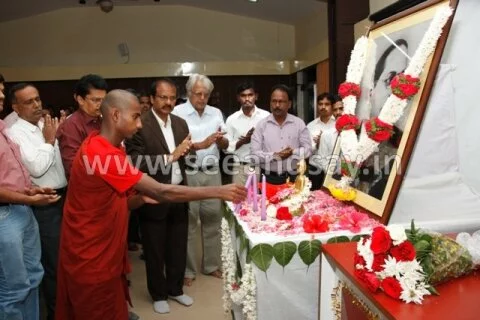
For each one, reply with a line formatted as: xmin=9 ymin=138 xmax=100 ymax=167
xmin=261 ymin=174 xmax=266 ymax=221
xmin=252 ymin=172 xmax=258 ymax=212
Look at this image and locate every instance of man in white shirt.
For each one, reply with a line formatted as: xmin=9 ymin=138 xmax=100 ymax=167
xmin=306 ymin=92 xmax=337 ymax=190
xmin=7 ymin=83 xmax=67 ymax=320
xmin=225 ymin=82 xmax=269 ymax=185
xmin=125 ymin=79 xmax=193 ymax=314
xmin=172 ymin=74 xmax=228 ymax=287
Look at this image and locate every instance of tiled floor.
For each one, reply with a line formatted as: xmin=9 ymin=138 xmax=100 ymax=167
xmin=128 ymin=250 xmax=227 ymax=320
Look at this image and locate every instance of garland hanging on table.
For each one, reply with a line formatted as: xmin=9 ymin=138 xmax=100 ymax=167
xmin=329 ymin=6 xmax=453 ymax=200
xmin=221 ymin=218 xmax=257 ymax=320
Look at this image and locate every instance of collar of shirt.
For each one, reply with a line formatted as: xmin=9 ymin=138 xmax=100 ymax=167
xmin=316 ymin=116 xmax=336 ymax=125
xmin=236 ymin=105 xmax=260 ymax=119
xmin=151 ymin=109 xmax=171 ymax=128
xmin=266 ymin=113 xmax=295 ymax=126
xmin=14 ymin=117 xmax=41 ymax=133
xmin=77 ymin=108 xmax=101 ymax=125
xmin=185 ymin=99 xmax=215 ymax=117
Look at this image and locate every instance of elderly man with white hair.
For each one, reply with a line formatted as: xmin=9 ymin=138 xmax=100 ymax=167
xmin=172 ymin=74 xmax=228 ymax=287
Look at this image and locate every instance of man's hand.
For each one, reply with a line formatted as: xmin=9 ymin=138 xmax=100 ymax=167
xmin=28 ymin=194 xmax=62 ymax=206
xmin=218 ymin=184 xmax=247 ymax=203
xmin=274 ymin=146 xmax=293 ymax=160
xmin=171 ymin=134 xmax=192 ymax=162
xmin=25 ymin=186 xmax=57 ymax=196
xmin=235 ymin=127 xmax=255 ymax=150
xmin=42 ymin=115 xmax=59 ymax=145
xmin=313 ymin=131 xmax=322 ymax=148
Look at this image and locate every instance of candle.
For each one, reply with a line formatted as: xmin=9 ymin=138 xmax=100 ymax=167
xmin=261 ymin=174 xmax=266 ymax=221
xmin=252 ymin=172 xmax=258 ymax=212
xmin=245 ymin=173 xmax=253 ymax=205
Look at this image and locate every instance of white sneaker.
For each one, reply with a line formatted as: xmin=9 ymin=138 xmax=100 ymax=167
xmin=169 ymin=294 xmax=194 ymax=306
xmin=153 ymin=300 xmax=170 ymax=314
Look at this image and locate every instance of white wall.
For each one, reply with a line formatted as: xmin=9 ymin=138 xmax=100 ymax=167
xmin=0 ymin=5 xmax=296 ymax=79
xmin=294 ymin=10 xmax=329 ymax=68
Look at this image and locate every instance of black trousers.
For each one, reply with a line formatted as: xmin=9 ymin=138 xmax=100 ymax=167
xmin=261 ymin=169 xmax=297 ymax=185
xmin=308 ymin=165 xmax=326 ymax=191
xmin=139 ymin=202 xmax=189 ymax=301
xmin=128 ymin=209 xmax=141 ymax=244
xmin=33 ymin=197 xmax=64 ymax=320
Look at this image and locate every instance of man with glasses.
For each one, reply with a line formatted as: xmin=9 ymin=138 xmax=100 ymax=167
xmin=0 ymin=75 xmax=61 ymax=320
xmin=172 ymin=74 xmax=228 ymax=287
xmin=7 ymin=83 xmax=67 ymax=320
xmin=57 ymin=74 xmax=107 ymax=179
xmin=251 ymin=84 xmax=312 ymax=184
xmin=126 ymin=79 xmax=193 ymax=314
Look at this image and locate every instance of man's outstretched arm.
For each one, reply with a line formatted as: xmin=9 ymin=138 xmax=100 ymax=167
xmin=134 ymin=175 xmax=246 ymax=204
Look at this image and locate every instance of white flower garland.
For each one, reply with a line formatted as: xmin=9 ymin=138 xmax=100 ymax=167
xmin=338 ymin=7 xmax=453 ymax=187
xmin=221 ymin=218 xmax=257 ymax=320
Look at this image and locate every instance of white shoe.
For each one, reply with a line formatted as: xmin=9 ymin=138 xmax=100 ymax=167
xmin=169 ymin=294 xmax=194 ymax=306
xmin=153 ymin=300 xmax=170 ymax=314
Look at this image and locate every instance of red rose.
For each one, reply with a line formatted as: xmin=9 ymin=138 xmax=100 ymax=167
xmin=354 ymin=253 xmax=366 ymax=267
xmin=303 ymin=215 xmax=329 ymax=233
xmin=370 ymin=226 xmax=392 ymax=254
xmin=335 ymin=114 xmax=360 ymax=132
xmin=371 ymin=253 xmax=387 ymax=272
xmin=390 ymin=241 xmax=416 ymax=261
xmin=364 ymin=272 xmax=381 ymax=292
xmin=365 ymin=117 xmax=393 ymax=143
xmin=381 ymin=277 xmax=402 ymax=299
xmin=355 ymin=268 xmax=367 ymax=282
xmin=372 ymin=130 xmax=392 ymax=142
xmin=391 ymin=73 xmax=421 ymax=100
xmin=276 ymin=207 xmax=293 ymax=220
xmin=239 ymin=208 xmax=248 ymax=217
xmin=338 ymin=82 xmax=361 ymax=99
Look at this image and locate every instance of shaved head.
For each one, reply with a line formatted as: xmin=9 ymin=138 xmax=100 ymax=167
xmin=100 ymin=89 xmax=138 ymax=117
xmin=100 ymin=89 xmax=143 ymax=142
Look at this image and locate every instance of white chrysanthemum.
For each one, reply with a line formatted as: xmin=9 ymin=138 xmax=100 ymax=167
xmin=357 ymin=239 xmax=374 ymax=271
xmin=386 ymin=225 xmax=407 ymax=245
xmin=382 ymin=256 xmax=402 ymax=278
xmin=399 ymin=282 xmax=431 ymax=304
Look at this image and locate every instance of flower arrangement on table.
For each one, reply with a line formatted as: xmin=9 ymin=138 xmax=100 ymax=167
xmin=354 ymin=221 xmax=480 ymax=304
xmin=234 ymin=164 xmax=380 ymax=236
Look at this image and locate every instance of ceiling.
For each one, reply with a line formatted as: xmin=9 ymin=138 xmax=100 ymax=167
xmin=0 ymin=0 xmax=327 ymax=25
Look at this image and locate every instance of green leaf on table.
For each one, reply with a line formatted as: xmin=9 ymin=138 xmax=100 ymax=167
xmin=250 ymin=244 xmax=274 ymax=272
xmin=351 ymin=234 xmax=367 ymax=242
xmin=240 ymin=234 xmax=250 ymax=255
xmin=298 ymin=240 xmax=321 ymax=267
xmin=235 ymin=220 xmax=244 ymax=239
xmin=273 ymin=241 xmax=297 ymax=269
xmin=327 ymin=236 xmax=351 ymax=244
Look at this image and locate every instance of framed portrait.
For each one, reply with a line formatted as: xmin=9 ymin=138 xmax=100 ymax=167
xmin=323 ymin=0 xmax=458 ymax=224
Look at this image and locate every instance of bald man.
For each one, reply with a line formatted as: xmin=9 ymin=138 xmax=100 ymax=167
xmin=55 ymin=90 xmax=246 ymax=320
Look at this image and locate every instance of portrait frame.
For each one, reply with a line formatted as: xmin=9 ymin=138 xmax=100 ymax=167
xmin=323 ymin=0 xmax=458 ymax=224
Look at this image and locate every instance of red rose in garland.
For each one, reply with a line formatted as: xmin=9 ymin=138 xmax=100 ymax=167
xmin=276 ymin=207 xmax=293 ymax=220
xmin=354 ymin=253 xmax=366 ymax=267
xmin=340 ymin=160 xmax=360 ymax=178
xmin=391 ymin=73 xmax=421 ymax=100
xmin=370 ymin=226 xmax=392 ymax=254
xmin=390 ymin=241 xmax=416 ymax=262
xmin=303 ymin=214 xmax=329 ymax=233
xmin=372 ymin=253 xmax=387 ymax=272
xmin=338 ymin=82 xmax=361 ymax=99
xmin=365 ymin=117 xmax=394 ymax=143
xmin=335 ymin=114 xmax=361 ymax=132
xmin=381 ymin=277 xmax=402 ymax=299
xmin=364 ymin=272 xmax=381 ymax=292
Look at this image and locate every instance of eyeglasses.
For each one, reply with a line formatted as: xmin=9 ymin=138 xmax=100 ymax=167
xmin=17 ymin=96 xmax=41 ymax=106
xmin=85 ymin=96 xmax=104 ymax=104
xmin=155 ymin=95 xmax=177 ymax=102
xmin=192 ymin=92 xmax=210 ymax=99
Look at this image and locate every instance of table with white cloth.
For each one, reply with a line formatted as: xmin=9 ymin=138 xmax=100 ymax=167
xmin=224 ymin=202 xmax=364 ymax=320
